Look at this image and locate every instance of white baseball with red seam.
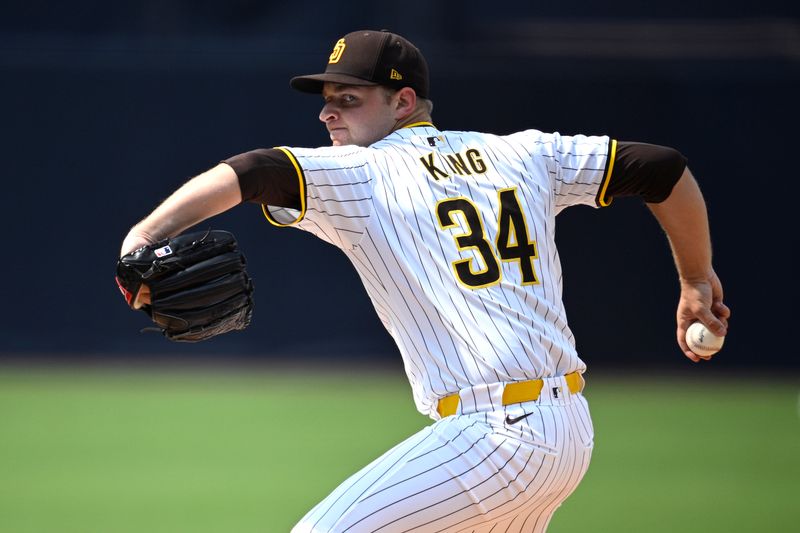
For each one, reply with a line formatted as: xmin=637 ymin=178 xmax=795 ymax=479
xmin=685 ymin=322 xmax=725 ymax=357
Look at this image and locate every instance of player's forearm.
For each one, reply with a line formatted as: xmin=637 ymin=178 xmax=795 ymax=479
xmin=121 ymin=163 xmax=242 ymax=256
xmin=646 ymin=168 xmax=713 ymax=281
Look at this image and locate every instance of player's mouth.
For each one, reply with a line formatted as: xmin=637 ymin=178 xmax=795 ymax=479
xmin=328 ymin=127 xmax=348 ymax=145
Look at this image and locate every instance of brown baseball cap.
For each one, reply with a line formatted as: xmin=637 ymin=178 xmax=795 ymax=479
xmin=290 ymin=30 xmax=430 ymax=98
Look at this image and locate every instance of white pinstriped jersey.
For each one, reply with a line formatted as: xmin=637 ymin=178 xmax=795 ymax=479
xmin=266 ymin=124 xmax=613 ymax=419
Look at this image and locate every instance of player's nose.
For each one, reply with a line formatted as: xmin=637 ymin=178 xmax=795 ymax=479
xmin=319 ymin=102 xmax=338 ymax=124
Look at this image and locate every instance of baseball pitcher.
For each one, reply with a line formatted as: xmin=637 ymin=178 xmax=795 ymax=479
xmin=118 ymin=30 xmax=730 ymax=532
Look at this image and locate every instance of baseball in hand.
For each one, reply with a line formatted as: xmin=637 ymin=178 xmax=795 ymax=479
xmin=685 ymin=322 xmax=725 ymax=357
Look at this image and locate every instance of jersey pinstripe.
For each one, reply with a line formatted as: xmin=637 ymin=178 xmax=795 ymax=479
xmin=265 ymin=124 xmax=614 ymax=420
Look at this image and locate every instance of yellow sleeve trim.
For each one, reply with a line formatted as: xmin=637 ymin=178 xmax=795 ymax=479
xmin=596 ymin=138 xmax=617 ymax=207
xmin=261 ymin=147 xmax=307 ymax=227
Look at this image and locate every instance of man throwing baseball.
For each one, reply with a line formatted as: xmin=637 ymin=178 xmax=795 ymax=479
xmin=120 ymin=30 xmax=730 ymax=532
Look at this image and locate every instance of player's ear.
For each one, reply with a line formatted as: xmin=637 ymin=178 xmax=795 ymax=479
xmin=393 ymin=87 xmax=417 ymax=120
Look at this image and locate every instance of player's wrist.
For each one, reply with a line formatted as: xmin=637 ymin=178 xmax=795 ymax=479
xmin=120 ymin=228 xmax=158 ymax=257
xmin=677 ymin=270 xmax=714 ymax=286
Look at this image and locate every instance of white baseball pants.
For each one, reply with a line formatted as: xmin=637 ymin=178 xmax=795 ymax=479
xmin=292 ymin=381 xmax=594 ymax=532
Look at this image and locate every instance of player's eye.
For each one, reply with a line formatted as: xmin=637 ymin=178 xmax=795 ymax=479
xmin=322 ymin=94 xmax=357 ymax=106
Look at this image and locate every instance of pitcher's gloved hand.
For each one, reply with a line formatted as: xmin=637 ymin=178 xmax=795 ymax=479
xmin=116 ymin=229 xmax=254 ymax=342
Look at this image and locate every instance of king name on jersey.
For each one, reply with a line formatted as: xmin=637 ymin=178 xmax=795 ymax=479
xmin=419 ymin=148 xmax=487 ymax=180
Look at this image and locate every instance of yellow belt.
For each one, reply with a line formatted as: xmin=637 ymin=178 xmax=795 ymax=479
xmin=436 ymin=372 xmax=585 ymax=418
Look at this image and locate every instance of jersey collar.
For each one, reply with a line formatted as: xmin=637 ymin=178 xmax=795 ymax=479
xmin=402 ymin=121 xmax=435 ymax=129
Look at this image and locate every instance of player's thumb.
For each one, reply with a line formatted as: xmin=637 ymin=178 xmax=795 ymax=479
xmin=133 ymin=285 xmax=152 ymax=309
xmin=697 ymin=309 xmax=727 ymax=337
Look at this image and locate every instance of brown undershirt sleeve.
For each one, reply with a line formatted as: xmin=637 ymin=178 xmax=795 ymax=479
xmin=223 ymin=148 xmax=303 ymax=209
xmin=604 ymin=141 xmax=688 ymax=204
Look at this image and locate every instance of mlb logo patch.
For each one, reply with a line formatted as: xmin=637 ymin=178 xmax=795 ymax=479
xmin=427 ymin=135 xmax=445 ymax=147
xmin=154 ymin=245 xmax=173 ymax=258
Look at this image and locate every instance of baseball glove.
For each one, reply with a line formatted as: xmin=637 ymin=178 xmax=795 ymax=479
xmin=116 ymin=229 xmax=254 ymax=342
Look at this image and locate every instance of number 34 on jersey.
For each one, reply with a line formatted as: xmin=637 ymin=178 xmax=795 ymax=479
xmin=436 ymin=187 xmax=540 ymax=290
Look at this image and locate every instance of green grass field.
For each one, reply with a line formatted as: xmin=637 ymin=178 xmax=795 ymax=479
xmin=0 ymin=366 xmax=797 ymax=532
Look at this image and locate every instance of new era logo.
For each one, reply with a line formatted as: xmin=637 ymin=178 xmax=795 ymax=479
xmin=390 ymin=69 xmax=403 ymax=80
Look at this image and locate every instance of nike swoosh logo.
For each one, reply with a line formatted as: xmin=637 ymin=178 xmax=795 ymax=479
xmin=505 ymin=412 xmax=533 ymax=425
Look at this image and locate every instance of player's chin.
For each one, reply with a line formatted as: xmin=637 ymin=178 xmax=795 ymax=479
xmin=329 ymin=129 xmax=349 ymax=146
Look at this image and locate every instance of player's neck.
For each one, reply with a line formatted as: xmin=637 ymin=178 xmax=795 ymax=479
xmin=395 ymin=109 xmax=433 ymax=131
